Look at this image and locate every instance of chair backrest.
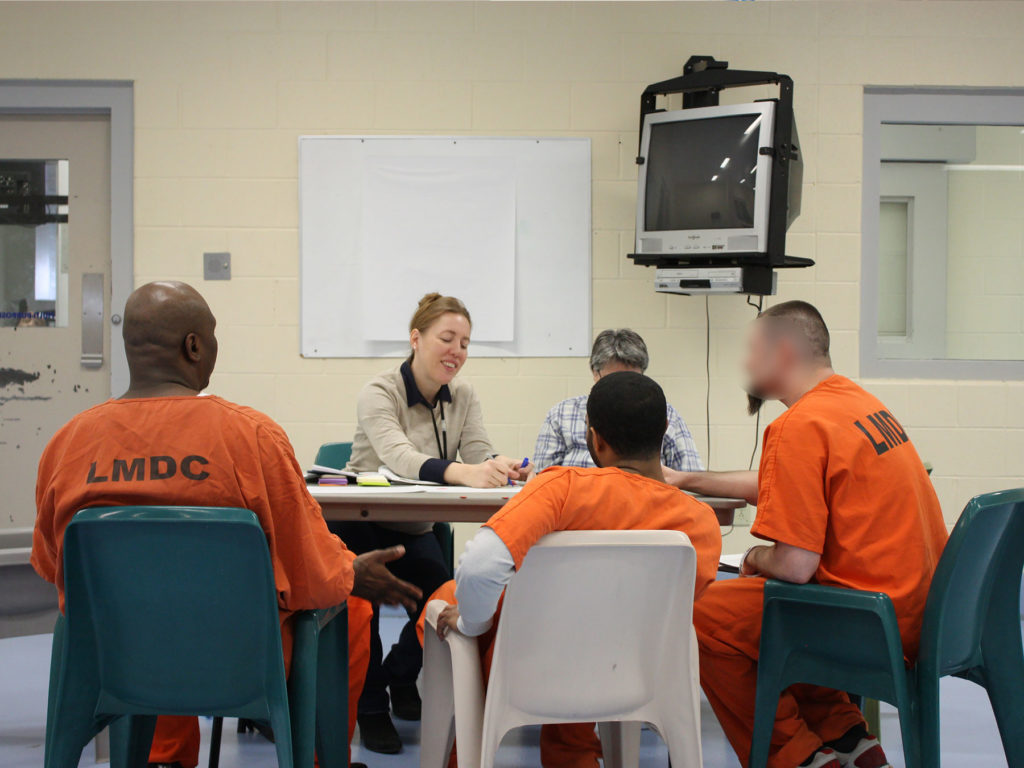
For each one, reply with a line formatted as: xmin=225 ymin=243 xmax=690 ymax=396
xmin=315 ymin=442 xmax=353 ymax=470
xmin=488 ymin=530 xmax=696 ymax=719
xmin=919 ymin=488 xmax=1024 ymax=676
xmin=62 ymin=506 xmax=286 ymax=717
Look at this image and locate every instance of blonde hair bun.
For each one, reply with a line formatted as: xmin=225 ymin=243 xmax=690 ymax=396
xmin=417 ymin=292 xmax=443 ymax=309
xmin=409 ymin=293 xmax=472 ymax=334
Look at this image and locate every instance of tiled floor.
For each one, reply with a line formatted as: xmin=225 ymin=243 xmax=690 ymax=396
xmin=1 ymin=609 xmax=1012 ymax=768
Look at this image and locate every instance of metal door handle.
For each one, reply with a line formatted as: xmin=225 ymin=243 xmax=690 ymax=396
xmin=81 ymin=272 xmax=103 ymax=368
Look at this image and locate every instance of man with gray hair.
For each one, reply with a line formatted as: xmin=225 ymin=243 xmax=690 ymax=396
xmin=533 ymin=328 xmax=703 ymax=471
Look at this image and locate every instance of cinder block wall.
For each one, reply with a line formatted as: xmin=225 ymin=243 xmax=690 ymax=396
xmin=3 ymin=1 xmax=1024 ymax=553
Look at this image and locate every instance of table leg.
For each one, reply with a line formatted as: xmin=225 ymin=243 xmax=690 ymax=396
xmin=864 ymin=698 xmax=881 ymax=739
xmin=94 ymin=727 xmax=110 ymax=764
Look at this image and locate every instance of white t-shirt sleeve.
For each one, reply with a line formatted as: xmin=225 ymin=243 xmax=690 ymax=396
xmin=453 ymin=526 xmax=516 ymax=637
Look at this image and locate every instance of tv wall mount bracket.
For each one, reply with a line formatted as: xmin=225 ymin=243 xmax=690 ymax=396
xmin=628 ymin=55 xmax=813 ymax=273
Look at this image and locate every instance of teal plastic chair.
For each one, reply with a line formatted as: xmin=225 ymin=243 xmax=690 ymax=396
xmin=916 ymin=488 xmax=1024 ymax=768
xmin=748 ymin=582 xmax=920 ymax=768
xmin=44 ymin=506 xmax=349 ymax=768
xmin=315 ymin=442 xmax=353 ymax=470
xmin=749 ymin=488 xmax=1024 ymax=768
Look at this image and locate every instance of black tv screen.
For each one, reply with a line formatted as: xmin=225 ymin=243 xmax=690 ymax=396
xmin=644 ymin=114 xmax=762 ymax=231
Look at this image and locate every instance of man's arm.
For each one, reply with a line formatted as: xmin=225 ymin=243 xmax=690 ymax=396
xmin=440 ymin=527 xmax=516 ymax=637
xmin=663 ymin=468 xmax=758 ymax=505
xmin=438 ymin=471 xmax=569 ymax=637
xmin=254 ymin=422 xmax=420 ymax=612
xmin=740 ymin=541 xmax=821 ymax=584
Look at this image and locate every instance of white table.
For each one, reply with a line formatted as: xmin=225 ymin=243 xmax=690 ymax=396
xmin=310 ymin=484 xmax=746 ymax=527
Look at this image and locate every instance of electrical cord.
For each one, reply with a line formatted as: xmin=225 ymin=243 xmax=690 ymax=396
xmin=705 ymin=295 xmax=711 ymax=466
xmin=748 ymin=408 xmax=762 ymax=471
xmin=747 ymin=294 xmax=766 ymax=470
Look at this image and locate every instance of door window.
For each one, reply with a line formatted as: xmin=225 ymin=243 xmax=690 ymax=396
xmin=0 ymin=159 xmax=69 ymax=327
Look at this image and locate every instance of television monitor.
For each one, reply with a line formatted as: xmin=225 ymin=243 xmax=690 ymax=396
xmin=635 ymin=100 xmax=799 ymax=260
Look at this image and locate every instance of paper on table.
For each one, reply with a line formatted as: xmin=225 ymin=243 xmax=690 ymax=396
xmin=719 ymin=553 xmax=744 ymax=573
xmin=308 ymin=464 xmax=357 ymax=477
xmin=378 ymin=466 xmax=441 ymax=486
xmin=358 ymin=154 xmax=517 ymax=343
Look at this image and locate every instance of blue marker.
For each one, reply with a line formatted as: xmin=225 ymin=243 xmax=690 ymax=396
xmin=508 ymin=457 xmax=530 ymax=486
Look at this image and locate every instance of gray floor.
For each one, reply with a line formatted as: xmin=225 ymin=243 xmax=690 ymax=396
xmin=1 ymin=608 xmax=1011 ymax=768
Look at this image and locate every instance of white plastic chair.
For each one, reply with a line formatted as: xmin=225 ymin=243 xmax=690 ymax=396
xmin=421 ymin=529 xmax=702 ymax=768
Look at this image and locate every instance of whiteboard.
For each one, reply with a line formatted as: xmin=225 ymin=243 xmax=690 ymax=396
xmin=299 ymin=136 xmax=591 ymax=358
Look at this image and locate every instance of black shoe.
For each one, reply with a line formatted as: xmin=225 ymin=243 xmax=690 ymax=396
xmin=389 ymin=682 xmax=422 ymax=721
xmin=147 ymin=764 xmax=185 ymax=768
xmin=351 ymin=764 xmax=368 ymax=768
xmin=357 ymin=711 xmax=402 ymax=754
xmin=237 ymin=718 xmax=275 ymax=743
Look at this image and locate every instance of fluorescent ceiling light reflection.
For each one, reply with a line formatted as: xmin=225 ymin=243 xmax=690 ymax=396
xmin=944 ymin=164 xmax=1024 ymax=171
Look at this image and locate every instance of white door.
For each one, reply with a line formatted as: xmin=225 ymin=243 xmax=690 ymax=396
xmin=0 ymin=114 xmax=113 ymax=534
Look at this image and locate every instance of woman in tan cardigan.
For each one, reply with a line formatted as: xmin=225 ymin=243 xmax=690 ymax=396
xmin=339 ymin=293 xmax=527 ymax=753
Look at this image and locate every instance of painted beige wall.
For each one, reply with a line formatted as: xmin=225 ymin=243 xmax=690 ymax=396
xmin=3 ymin=0 xmax=1023 ymax=554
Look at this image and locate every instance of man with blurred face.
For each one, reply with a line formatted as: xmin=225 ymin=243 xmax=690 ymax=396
xmin=672 ymin=301 xmax=946 ymax=768
xmin=32 ymin=281 xmax=421 ymax=768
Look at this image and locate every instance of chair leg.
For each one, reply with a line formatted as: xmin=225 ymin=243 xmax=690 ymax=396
xmin=289 ymin=616 xmax=318 ymax=768
xmin=916 ymin=669 xmax=941 ymax=768
xmin=651 ymin=634 xmax=702 ymax=768
xmin=598 ymin=722 xmax=641 ymax=768
xmin=661 ymin=722 xmax=702 ymax=768
xmin=748 ymin=672 xmax=783 ymax=768
xmin=314 ymin=611 xmax=350 ymax=768
xmin=979 ymin=587 xmax=1024 ymax=768
xmin=45 ymin=616 xmax=99 ymax=768
xmin=421 ymin=629 xmax=457 ymax=768
xmin=981 ymin=663 xmax=1024 ymax=768
xmin=45 ymin=675 xmax=108 ymax=768
xmin=209 ymin=718 xmax=223 ymax=768
xmin=448 ymin=634 xmax=486 ymax=768
xmin=268 ymin=706 xmax=295 ymax=768
xmin=109 ymin=715 xmax=157 ymax=768
xmin=894 ymin=703 xmax=920 ymax=768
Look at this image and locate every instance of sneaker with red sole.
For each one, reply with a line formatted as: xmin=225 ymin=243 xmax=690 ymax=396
xmin=804 ymin=748 xmax=843 ymax=768
xmin=833 ymin=735 xmax=893 ymax=768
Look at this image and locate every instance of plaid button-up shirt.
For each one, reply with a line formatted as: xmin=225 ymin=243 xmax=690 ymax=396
xmin=533 ymin=395 xmax=704 ymax=471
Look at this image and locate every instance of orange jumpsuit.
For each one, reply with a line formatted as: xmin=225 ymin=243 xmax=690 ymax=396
xmin=417 ymin=466 xmax=723 ymax=768
xmin=694 ymin=375 xmax=948 ymax=768
xmin=32 ymin=395 xmax=373 ymax=767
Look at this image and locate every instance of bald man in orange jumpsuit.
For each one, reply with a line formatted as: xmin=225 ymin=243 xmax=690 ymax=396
xmin=666 ymin=301 xmax=947 ymax=768
xmin=32 ymin=281 xmax=422 ymax=768
xmin=419 ymin=372 xmax=723 ymax=768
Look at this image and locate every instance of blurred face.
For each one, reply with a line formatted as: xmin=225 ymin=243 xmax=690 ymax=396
xmin=592 ymin=359 xmax=642 ymax=382
xmin=744 ymin=319 xmax=792 ymax=413
xmin=411 ymin=312 xmax=471 ymax=387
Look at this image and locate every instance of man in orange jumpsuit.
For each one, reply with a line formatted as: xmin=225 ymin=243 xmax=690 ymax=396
xmin=667 ymin=301 xmax=947 ymax=768
xmin=32 ymin=281 xmax=422 ymax=768
xmin=420 ymin=372 xmax=723 ymax=768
